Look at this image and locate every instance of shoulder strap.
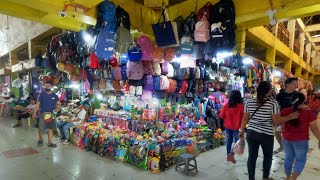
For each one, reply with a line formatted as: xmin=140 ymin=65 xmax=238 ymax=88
xmin=249 ymin=99 xmax=269 ymax=120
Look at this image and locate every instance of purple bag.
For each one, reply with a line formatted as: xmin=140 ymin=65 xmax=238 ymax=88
xmin=161 ymin=62 xmax=169 ymax=75
xmin=153 ymin=76 xmax=161 ymax=90
xmin=143 ymin=75 xmax=154 ymax=90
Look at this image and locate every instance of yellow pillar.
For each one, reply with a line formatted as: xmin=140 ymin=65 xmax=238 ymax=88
xmin=287 ymin=20 xmax=296 ymax=50
xmin=266 ymin=48 xmax=276 ymax=66
xmin=284 ymin=60 xmax=292 ymax=72
xmin=299 ymin=32 xmax=305 ymax=59
xmin=306 ymin=43 xmax=312 ymax=65
xmin=235 ymin=29 xmax=246 ymax=55
xmin=295 ymin=66 xmax=302 ymax=77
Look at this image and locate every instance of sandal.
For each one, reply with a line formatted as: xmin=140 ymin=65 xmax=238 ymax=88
xmin=38 ymin=140 xmax=43 ymax=146
xmin=12 ymin=123 xmax=22 ymax=128
xmin=47 ymin=143 xmax=57 ymax=148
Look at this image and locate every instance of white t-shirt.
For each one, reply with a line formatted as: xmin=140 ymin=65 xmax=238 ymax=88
xmin=72 ymin=109 xmax=86 ymax=125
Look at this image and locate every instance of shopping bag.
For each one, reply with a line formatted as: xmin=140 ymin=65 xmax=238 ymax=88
xmin=232 ymin=139 xmax=245 ymax=155
xmin=152 ymin=7 xmax=179 ymax=47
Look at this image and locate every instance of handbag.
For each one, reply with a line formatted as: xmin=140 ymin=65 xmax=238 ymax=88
xmin=43 ymin=112 xmax=53 ymax=123
xmin=152 ymin=6 xmax=179 ymax=47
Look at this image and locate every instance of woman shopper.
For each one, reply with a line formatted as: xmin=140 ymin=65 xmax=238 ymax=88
xmin=219 ymin=90 xmax=244 ymax=163
xmin=280 ymin=92 xmax=320 ymax=180
xmin=239 ymin=81 xmax=299 ymax=180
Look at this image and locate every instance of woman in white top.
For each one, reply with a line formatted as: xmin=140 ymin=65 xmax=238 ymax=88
xmin=12 ymin=100 xmax=36 ymax=128
xmin=239 ymin=81 xmax=299 ymax=180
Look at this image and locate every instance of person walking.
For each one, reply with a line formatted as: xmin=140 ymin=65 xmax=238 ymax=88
xmin=274 ymin=77 xmax=298 ymax=154
xmin=33 ymin=82 xmax=59 ymax=147
xmin=219 ymin=90 xmax=244 ymax=163
xmin=239 ymin=81 xmax=299 ymax=180
xmin=280 ymin=92 xmax=320 ymax=180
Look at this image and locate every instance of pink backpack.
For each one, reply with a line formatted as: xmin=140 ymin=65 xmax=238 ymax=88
xmin=113 ymin=66 xmax=122 ymax=80
xmin=160 ymin=75 xmax=169 ymax=90
xmin=142 ymin=62 xmax=153 ymax=75
xmin=153 ymin=62 xmax=161 ymax=76
xmin=126 ymin=61 xmax=144 ymax=80
xmin=194 ymin=17 xmax=210 ymax=42
xmin=161 ymin=62 xmax=169 ymax=75
xmin=137 ymin=35 xmax=153 ymax=61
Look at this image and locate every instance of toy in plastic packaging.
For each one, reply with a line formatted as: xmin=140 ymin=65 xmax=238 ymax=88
xmin=232 ymin=139 xmax=245 ymax=155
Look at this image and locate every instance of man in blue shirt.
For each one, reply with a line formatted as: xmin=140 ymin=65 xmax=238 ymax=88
xmin=33 ymin=82 xmax=59 ymax=147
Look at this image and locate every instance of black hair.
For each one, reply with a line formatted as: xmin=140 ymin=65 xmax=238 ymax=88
xmin=289 ymin=92 xmax=305 ymax=127
xmin=228 ymin=90 xmax=243 ymax=108
xmin=284 ymin=77 xmax=298 ymax=85
xmin=45 ymin=81 xmax=54 ymax=86
xmin=256 ymin=81 xmax=272 ymax=106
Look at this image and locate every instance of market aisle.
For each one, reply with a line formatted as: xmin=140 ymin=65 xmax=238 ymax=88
xmin=0 ymin=117 xmax=319 ymax=180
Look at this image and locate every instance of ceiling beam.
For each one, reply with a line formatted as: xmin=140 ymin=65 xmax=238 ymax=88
xmin=304 ymin=24 xmax=320 ymax=32
xmin=311 ymin=37 xmax=320 ymax=43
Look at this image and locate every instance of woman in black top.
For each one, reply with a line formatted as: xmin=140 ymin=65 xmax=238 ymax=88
xmin=239 ymin=81 xmax=299 ymax=180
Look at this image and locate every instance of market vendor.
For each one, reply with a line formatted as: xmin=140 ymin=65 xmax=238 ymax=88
xmin=12 ymin=100 xmax=36 ymax=128
xmin=57 ymin=104 xmax=86 ymax=145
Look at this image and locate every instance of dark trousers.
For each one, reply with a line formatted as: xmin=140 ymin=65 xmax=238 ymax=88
xmin=246 ymin=129 xmax=274 ymax=180
xmin=17 ymin=113 xmax=30 ymax=121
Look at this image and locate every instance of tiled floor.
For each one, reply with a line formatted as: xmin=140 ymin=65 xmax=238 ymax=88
xmin=0 ymin=117 xmax=319 ymax=180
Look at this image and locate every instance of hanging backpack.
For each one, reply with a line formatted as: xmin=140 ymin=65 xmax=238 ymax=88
xmin=166 ymin=79 xmax=177 ymax=93
xmin=99 ymin=1 xmax=117 ymax=32
xmin=189 ymin=68 xmax=196 ymax=80
xmin=153 ymin=76 xmax=161 ymax=90
xmin=89 ymin=52 xmax=100 ymax=69
xmin=194 ymin=17 xmax=210 ymax=42
xmin=197 ymin=2 xmax=213 ymax=23
xmin=116 ymin=6 xmax=130 ymax=30
xmin=152 ymin=47 xmax=164 ymax=62
xmin=167 ymin=63 xmax=174 ymax=78
xmin=173 ymin=63 xmax=185 ymax=80
xmin=143 ymin=75 xmax=154 ymax=91
xmin=143 ymin=62 xmax=153 ymax=75
xmin=179 ymin=36 xmax=193 ymax=54
xmin=128 ymin=44 xmax=142 ymax=61
xmin=115 ymin=25 xmax=131 ymax=54
xmin=113 ymin=66 xmax=122 ymax=80
xmin=160 ymin=75 xmax=170 ymax=90
xmin=183 ymin=12 xmax=197 ymax=37
xmin=94 ymin=26 xmax=115 ymax=59
xmin=164 ymin=48 xmax=176 ymax=62
xmin=179 ymin=80 xmax=188 ymax=94
xmin=121 ymin=65 xmax=128 ymax=80
xmin=152 ymin=62 xmax=161 ymax=76
xmin=137 ymin=35 xmax=153 ymax=61
xmin=126 ymin=61 xmax=144 ymax=80
xmin=141 ymin=90 xmax=152 ymax=101
xmin=120 ymin=55 xmax=129 ymax=65
xmin=161 ymin=62 xmax=169 ymax=75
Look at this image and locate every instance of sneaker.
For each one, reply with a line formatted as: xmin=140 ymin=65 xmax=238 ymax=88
xmin=34 ymin=124 xmax=39 ymax=128
xmin=12 ymin=123 xmax=22 ymax=128
xmin=63 ymin=140 xmax=70 ymax=145
xmin=38 ymin=140 xmax=43 ymax=146
xmin=47 ymin=143 xmax=57 ymax=148
xmin=227 ymin=153 xmax=236 ymax=164
xmin=60 ymin=137 xmax=66 ymax=141
xmin=273 ymin=148 xmax=283 ymax=154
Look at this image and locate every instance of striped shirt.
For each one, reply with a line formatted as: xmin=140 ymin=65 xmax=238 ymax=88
xmin=244 ymin=98 xmax=280 ymax=136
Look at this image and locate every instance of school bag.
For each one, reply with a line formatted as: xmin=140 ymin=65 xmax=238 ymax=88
xmin=183 ymin=12 xmax=197 ymax=37
xmin=179 ymin=36 xmax=193 ymax=54
xmin=197 ymin=2 xmax=213 ymax=23
xmin=160 ymin=75 xmax=170 ymax=90
xmin=153 ymin=76 xmax=161 ymax=90
xmin=89 ymin=52 xmax=100 ymax=69
xmin=194 ymin=17 xmax=210 ymax=42
xmin=115 ymin=25 xmax=131 ymax=54
xmin=143 ymin=62 xmax=153 ymax=75
xmin=95 ymin=26 xmax=115 ymax=59
xmin=152 ymin=62 xmax=162 ymax=76
xmin=137 ymin=35 xmax=153 ymax=61
xmin=126 ymin=61 xmax=144 ymax=80
xmin=152 ymin=47 xmax=164 ymax=62
xmin=164 ymin=48 xmax=176 ymax=62
xmin=143 ymin=75 xmax=154 ymax=91
xmin=167 ymin=63 xmax=174 ymax=78
xmin=179 ymin=80 xmax=188 ymax=94
xmin=128 ymin=44 xmax=142 ymax=61
xmin=116 ymin=6 xmax=130 ymax=30
xmin=161 ymin=62 xmax=169 ymax=75
xmin=113 ymin=66 xmax=122 ymax=80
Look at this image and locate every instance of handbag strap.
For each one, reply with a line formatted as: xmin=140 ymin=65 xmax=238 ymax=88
xmin=249 ymin=99 xmax=269 ymax=120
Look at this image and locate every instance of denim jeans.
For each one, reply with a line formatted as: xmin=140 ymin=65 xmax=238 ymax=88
xmin=246 ymin=129 xmax=274 ymax=180
xmin=225 ymin=128 xmax=239 ymax=154
xmin=57 ymin=121 xmax=74 ymax=140
xmin=282 ymin=138 xmax=309 ymax=176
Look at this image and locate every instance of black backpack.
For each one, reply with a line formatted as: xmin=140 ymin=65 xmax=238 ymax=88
xmin=116 ymin=6 xmax=130 ymax=30
xmin=183 ymin=12 xmax=197 ymax=37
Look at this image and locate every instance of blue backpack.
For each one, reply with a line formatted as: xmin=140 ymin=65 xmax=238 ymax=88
xmin=121 ymin=65 xmax=128 ymax=80
xmin=94 ymin=26 xmax=115 ymax=59
xmin=128 ymin=45 xmax=142 ymax=61
xmin=100 ymin=1 xmax=116 ymax=23
xmin=153 ymin=76 xmax=161 ymax=90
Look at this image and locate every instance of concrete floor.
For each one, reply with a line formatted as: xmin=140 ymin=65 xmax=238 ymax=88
xmin=0 ymin=117 xmax=319 ymax=180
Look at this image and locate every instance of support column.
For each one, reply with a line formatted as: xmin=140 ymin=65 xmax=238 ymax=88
xmin=272 ymin=23 xmax=279 ymax=37
xmin=287 ymin=20 xmax=296 ymax=50
xmin=299 ymin=33 xmax=305 ymax=59
xmin=28 ymin=40 xmax=32 ymax=59
xmin=235 ymin=29 xmax=246 ymax=55
xmin=284 ymin=60 xmax=292 ymax=72
xmin=266 ymin=48 xmax=276 ymax=66
xmin=306 ymin=43 xmax=312 ymax=65
xmin=295 ymin=66 xmax=302 ymax=77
